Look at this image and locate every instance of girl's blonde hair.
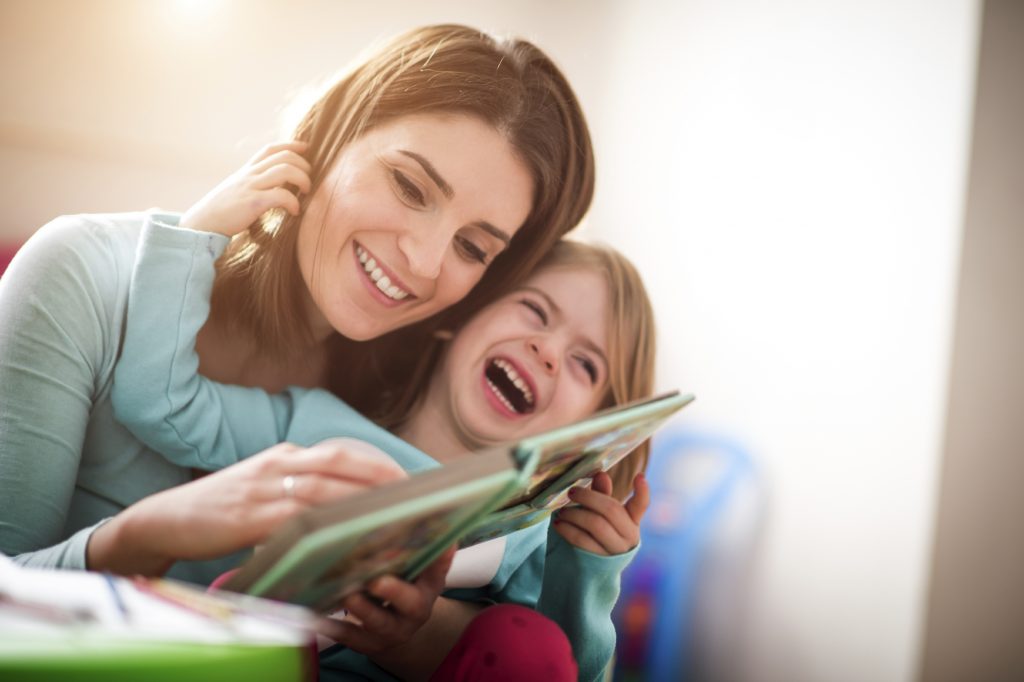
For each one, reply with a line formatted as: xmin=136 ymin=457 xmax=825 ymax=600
xmin=209 ymin=24 xmax=595 ymax=416
xmin=536 ymin=240 xmax=658 ymax=499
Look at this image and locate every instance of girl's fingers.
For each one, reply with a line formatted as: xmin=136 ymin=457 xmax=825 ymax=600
xmin=591 ymin=471 xmax=614 ymax=496
xmin=556 ymin=506 xmax=632 ymax=555
xmin=566 ymin=485 xmax=637 ymax=543
xmin=342 ymin=590 xmax=398 ymax=634
xmin=624 ymin=473 xmax=651 ymax=525
xmin=553 ymin=517 xmax=606 ymax=554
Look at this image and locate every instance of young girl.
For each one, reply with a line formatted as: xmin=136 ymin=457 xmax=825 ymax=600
xmin=111 ymin=170 xmax=655 ymax=682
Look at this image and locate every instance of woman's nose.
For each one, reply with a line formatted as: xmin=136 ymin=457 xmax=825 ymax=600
xmin=528 ymin=340 xmax=558 ymax=373
xmin=398 ymin=228 xmax=448 ymax=280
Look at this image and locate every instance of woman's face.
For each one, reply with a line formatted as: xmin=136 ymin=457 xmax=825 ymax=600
xmin=296 ymin=113 xmax=535 ymax=341
xmin=430 ymin=265 xmax=612 ymax=450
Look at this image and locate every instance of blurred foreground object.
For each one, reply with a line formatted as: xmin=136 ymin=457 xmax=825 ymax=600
xmin=614 ymin=429 xmax=761 ymax=681
xmin=0 ymin=554 xmax=315 ymax=681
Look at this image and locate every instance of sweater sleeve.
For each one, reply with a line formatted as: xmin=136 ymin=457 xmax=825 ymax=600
xmin=0 ymin=217 xmax=120 ymax=568
xmin=111 ymin=217 xmax=297 ymax=469
xmin=537 ymin=526 xmax=638 ymax=682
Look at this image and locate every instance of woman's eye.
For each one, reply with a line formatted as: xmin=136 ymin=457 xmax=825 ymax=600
xmin=455 ymin=236 xmax=488 ymax=265
xmin=392 ymin=169 xmax=425 ymax=206
xmin=519 ymin=299 xmax=548 ymax=325
xmin=575 ymin=355 xmax=598 ymax=384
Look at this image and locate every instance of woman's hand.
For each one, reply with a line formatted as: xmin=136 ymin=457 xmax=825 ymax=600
xmin=180 ymin=141 xmax=312 ymax=236
xmin=87 ymin=439 xmax=407 ymax=576
xmin=552 ymin=471 xmax=650 ymax=556
xmin=316 ymin=546 xmax=457 ymax=657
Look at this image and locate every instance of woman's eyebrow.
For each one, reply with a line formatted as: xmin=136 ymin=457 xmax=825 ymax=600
xmin=399 ymin=150 xmax=453 ymax=199
xmin=399 ymin=149 xmax=512 ymax=245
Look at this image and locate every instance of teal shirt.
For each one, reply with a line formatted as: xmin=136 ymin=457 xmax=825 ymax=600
xmin=0 ymin=213 xmax=241 ymax=584
xmin=111 ymin=218 xmax=635 ymax=682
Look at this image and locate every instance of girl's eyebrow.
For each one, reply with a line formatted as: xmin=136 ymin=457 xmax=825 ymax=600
xmin=520 ymin=286 xmax=609 ymax=372
xmin=398 ymin=149 xmax=511 ymax=245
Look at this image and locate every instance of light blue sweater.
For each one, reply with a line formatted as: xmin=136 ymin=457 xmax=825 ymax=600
xmin=110 ymin=217 xmax=635 ymax=681
xmin=0 ymin=213 xmax=242 ymax=584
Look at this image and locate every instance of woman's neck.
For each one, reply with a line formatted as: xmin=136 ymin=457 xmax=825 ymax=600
xmin=196 ymin=320 xmax=329 ymax=393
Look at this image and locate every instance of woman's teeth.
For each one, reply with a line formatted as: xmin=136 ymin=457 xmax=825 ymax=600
xmin=356 ymin=245 xmax=410 ymax=301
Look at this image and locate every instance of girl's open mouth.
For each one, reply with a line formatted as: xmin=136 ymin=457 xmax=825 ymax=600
xmin=484 ymin=357 xmax=536 ymax=415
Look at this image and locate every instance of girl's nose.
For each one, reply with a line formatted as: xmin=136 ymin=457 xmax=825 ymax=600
xmin=528 ymin=340 xmax=558 ymax=373
xmin=398 ymin=228 xmax=449 ymax=279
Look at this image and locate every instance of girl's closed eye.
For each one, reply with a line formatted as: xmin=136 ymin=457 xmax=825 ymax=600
xmin=391 ymin=169 xmax=426 ymax=206
xmin=519 ymin=298 xmax=548 ymax=325
xmin=574 ymin=354 xmax=598 ymax=384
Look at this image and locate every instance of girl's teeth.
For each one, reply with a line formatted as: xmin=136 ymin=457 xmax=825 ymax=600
xmin=491 ymin=359 xmax=534 ymax=406
xmin=487 ymin=378 xmax=518 ymax=413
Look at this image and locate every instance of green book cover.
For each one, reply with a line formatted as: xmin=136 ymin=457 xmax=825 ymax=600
xmin=222 ymin=390 xmax=693 ymax=612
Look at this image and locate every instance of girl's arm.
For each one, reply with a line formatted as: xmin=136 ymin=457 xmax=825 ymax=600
xmin=0 ymin=216 xmax=131 ymax=568
xmin=112 ymin=142 xmax=313 ymax=469
xmin=540 ymin=472 xmax=650 ymax=682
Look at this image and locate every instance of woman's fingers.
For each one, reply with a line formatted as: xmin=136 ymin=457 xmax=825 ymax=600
xmin=288 ymin=439 xmax=408 ymax=485
xmin=250 ymin=149 xmax=312 ymax=178
xmin=248 ymin=140 xmax=309 ymax=165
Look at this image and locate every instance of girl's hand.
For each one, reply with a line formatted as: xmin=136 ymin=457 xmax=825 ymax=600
xmin=87 ymin=439 xmax=407 ymax=576
xmin=553 ymin=470 xmax=650 ymax=556
xmin=317 ymin=546 xmax=458 ymax=656
xmin=180 ymin=141 xmax=312 ymax=236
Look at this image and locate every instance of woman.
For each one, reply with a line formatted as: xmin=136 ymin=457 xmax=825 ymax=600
xmin=0 ymin=23 xmax=593 ymax=655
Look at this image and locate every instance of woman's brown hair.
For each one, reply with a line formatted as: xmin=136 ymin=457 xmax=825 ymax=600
xmin=209 ymin=24 xmax=595 ymax=418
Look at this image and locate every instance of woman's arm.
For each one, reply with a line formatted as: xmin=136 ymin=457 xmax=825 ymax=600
xmin=112 ymin=141 xmax=312 ymax=469
xmin=0 ymin=216 xmax=121 ymax=568
xmin=111 ymin=217 xmax=301 ymax=469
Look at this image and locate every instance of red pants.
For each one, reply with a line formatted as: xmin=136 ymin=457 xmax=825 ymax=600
xmin=209 ymin=572 xmax=577 ymax=681
xmin=429 ymin=604 xmax=577 ymax=682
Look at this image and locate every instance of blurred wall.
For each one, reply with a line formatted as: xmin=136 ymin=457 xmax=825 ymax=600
xmin=919 ymin=0 xmax=1024 ymax=678
xmin=590 ymin=2 xmax=978 ymax=680
xmin=0 ymin=0 xmax=616 ymax=240
xmin=0 ymin=1 xmax=988 ymax=681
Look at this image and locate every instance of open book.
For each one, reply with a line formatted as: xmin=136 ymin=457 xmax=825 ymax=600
xmin=223 ymin=390 xmax=693 ymax=612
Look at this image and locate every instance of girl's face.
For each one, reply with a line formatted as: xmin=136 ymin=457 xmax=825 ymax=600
xmin=297 ymin=113 xmax=535 ymax=341
xmin=430 ymin=265 xmax=612 ymax=450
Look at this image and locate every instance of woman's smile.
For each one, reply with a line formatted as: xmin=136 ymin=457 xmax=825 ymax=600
xmin=354 ymin=242 xmax=415 ymax=306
